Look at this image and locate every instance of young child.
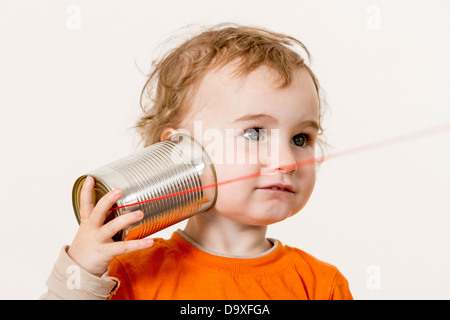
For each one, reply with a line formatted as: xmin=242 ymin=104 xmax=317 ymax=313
xmin=42 ymin=23 xmax=353 ymax=300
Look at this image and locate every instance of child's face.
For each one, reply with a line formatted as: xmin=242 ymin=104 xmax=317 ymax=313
xmin=171 ymin=63 xmax=320 ymax=226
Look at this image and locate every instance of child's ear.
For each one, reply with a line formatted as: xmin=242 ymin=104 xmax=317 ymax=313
xmin=160 ymin=127 xmax=179 ymax=141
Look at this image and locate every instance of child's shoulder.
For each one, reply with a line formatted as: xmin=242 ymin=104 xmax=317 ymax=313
xmin=281 ymin=243 xmax=353 ymax=300
xmin=281 ymin=243 xmax=341 ymax=278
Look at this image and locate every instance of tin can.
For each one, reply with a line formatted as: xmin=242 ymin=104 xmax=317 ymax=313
xmin=72 ymin=133 xmax=217 ymax=241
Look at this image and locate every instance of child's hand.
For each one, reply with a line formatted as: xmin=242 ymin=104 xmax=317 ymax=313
xmin=68 ymin=175 xmax=154 ymax=276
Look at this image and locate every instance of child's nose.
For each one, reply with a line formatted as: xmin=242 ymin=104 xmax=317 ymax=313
xmin=276 ymin=159 xmax=298 ymax=174
xmin=261 ymin=140 xmax=298 ymax=175
xmin=275 ymin=148 xmax=297 ymax=175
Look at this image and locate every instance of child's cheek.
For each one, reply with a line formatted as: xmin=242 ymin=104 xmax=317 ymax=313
xmin=213 ymin=163 xmax=257 ymax=198
xmin=298 ymin=165 xmax=317 ymax=205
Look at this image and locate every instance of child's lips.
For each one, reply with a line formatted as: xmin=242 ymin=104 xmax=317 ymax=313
xmin=257 ymin=183 xmax=295 ymax=193
xmin=257 ymin=188 xmax=294 ymax=194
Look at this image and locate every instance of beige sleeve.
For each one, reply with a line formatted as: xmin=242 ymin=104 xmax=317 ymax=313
xmin=39 ymin=245 xmax=120 ymax=300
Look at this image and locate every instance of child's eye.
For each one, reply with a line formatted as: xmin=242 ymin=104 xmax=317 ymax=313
xmin=242 ymin=128 xmax=265 ymax=141
xmin=242 ymin=128 xmax=311 ymax=148
xmin=291 ymin=133 xmax=309 ymax=147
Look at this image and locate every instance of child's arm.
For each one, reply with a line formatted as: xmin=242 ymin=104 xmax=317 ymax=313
xmin=41 ymin=176 xmax=153 ymax=299
xmin=40 ymin=246 xmax=119 ymax=300
xmin=329 ymin=271 xmax=353 ymax=300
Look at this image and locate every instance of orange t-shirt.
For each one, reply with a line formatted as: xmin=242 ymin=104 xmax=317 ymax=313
xmin=108 ymin=231 xmax=353 ymax=300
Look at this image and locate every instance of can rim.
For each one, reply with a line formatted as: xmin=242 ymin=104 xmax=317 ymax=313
xmin=169 ymin=133 xmax=218 ymax=209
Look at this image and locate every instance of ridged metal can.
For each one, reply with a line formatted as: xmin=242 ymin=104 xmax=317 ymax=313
xmin=72 ymin=133 xmax=217 ymax=241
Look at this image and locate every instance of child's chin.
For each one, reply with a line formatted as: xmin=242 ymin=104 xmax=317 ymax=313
xmin=243 ymin=213 xmax=292 ymax=226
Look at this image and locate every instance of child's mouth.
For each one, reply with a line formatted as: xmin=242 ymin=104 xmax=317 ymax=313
xmin=257 ymin=184 xmax=295 ymax=193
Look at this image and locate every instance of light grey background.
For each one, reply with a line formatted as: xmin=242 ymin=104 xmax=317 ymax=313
xmin=1 ymin=0 xmax=449 ymax=299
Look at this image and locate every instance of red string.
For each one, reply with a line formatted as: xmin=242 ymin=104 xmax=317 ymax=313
xmin=108 ymin=122 xmax=450 ymax=212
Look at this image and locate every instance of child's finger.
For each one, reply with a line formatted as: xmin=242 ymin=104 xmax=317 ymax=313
xmin=89 ymin=188 xmax=123 ymax=227
xmin=107 ymin=238 xmax=154 ymax=257
xmin=79 ymin=176 xmax=95 ymax=221
xmin=100 ymin=210 xmax=144 ymax=240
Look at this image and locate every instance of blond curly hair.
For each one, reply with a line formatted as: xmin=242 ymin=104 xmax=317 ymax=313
xmin=133 ymin=23 xmax=326 ymax=151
